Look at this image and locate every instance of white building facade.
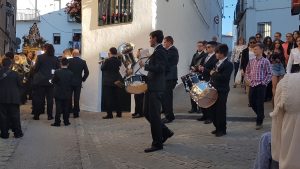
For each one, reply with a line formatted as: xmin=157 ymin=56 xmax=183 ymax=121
xmin=81 ymin=0 xmax=223 ymax=112
xmin=16 ymin=0 xmax=81 ymax=55
xmin=234 ymin=0 xmax=299 ymax=40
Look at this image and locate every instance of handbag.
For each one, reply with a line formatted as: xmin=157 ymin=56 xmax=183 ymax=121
xmin=235 ymin=69 xmax=242 ymax=85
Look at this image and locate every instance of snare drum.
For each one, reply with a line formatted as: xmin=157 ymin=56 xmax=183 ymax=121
xmin=125 ymin=75 xmax=148 ymax=94
xmin=189 ymin=81 xmax=218 ymax=108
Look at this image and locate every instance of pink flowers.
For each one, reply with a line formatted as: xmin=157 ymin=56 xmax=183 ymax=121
xmin=65 ymin=0 xmax=81 ymax=22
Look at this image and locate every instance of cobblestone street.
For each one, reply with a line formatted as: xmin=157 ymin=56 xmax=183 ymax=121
xmin=0 ymin=85 xmax=272 ymax=169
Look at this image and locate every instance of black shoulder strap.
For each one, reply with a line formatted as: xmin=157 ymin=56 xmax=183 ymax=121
xmin=0 ymin=69 xmax=11 ymax=80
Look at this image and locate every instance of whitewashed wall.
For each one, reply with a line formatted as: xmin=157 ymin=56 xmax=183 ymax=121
xmin=81 ymin=0 xmax=223 ymax=112
xmin=16 ymin=9 xmax=81 ymax=56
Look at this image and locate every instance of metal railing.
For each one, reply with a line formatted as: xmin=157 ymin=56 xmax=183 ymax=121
xmin=17 ymin=9 xmax=40 ymax=21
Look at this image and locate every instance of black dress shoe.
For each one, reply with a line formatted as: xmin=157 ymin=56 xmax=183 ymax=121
xmin=33 ymin=116 xmax=39 ymax=120
xmin=162 ymin=130 xmax=174 ymax=143
xmin=116 ymin=113 xmax=122 ymax=118
xmin=102 ymin=115 xmax=113 ymax=119
xmin=144 ymin=146 xmax=163 ymax=153
xmin=197 ymin=116 xmax=206 ymax=121
xmin=14 ymin=133 xmax=24 ymax=138
xmin=211 ymin=130 xmax=217 ymax=134
xmin=51 ymin=123 xmax=60 ymax=127
xmin=215 ymin=131 xmax=226 ymax=137
xmin=73 ymin=115 xmax=79 ymax=118
xmin=0 ymin=134 xmax=9 ymax=139
xmin=161 ymin=118 xmax=173 ymax=124
xmin=132 ymin=114 xmax=143 ymax=118
xmin=48 ymin=116 xmax=54 ymax=120
xmin=131 ymin=113 xmax=138 ymax=117
xmin=204 ymin=119 xmax=212 ymax=124
xmin=64 ymin=122 xmax=71 ymax=126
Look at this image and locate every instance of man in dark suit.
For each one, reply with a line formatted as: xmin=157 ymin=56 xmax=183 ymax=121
xmin=101 ymin=47 xmax=123 ymax=119
xmin=197 ymin=41 xmax=218 ymax=124
xmin=68 ymin=49 xmax=89 ymax=118
xmin=139 ymin=30 xmax=174 ymax=153
xmin=32 ymin=44 xmax=59 ymax=120
xmin=210 ymin=44 xmax=233 ymax=137
xmin=51 ymin=58 xmax=73 ymax=126
xmin=161 ymin=36 xmax=179 ymax=123
xmin=189 ymin=41 xmax=207 ymax=113
xmin=0 ymin=58 xmax=23 ymax=139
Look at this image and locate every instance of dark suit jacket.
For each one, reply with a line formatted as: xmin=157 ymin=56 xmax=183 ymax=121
xmin=145 ymin=44 xmax=167 ymax=92
xmin=101 ymin=56 xmax=122 ymax=86
xmin=165 ymin=46 xmax=179 ymax=80
xmin=52 ymin=68 xmax=73 ymax=99
xmin=33 ymin=54 xmax=59 ymax=86
xmin=210 ymin=59 xmax=233 ymax=93
xmin=199 ymin=54 xmax=218 ymax=81
xmin=0 ymin=68 xmax=22 ymax=104
xmin=68 ymin=57 xmax=89 ymax=86
xmin=190 ymin=51 xmax=207 ymax=68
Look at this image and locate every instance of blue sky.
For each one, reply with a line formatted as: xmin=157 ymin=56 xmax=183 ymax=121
xmin=222 ymin=0 xmax=237 ymax=35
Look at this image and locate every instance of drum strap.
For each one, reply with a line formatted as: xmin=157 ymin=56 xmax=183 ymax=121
xmin=0 ymin=69 xmax=11 ymax=81
xmin=134 ymin=57 xmax=151 ymax=75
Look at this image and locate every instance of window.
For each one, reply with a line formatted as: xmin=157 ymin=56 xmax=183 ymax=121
xmin=257 ymin=22 xmax=271 ymax=38
xmin=98 ymin=0 xmax=133 ymax=26
xmin=53 ymin=33 xmax=61 ymax=44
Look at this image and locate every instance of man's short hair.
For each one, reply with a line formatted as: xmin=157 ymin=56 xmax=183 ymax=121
xmin=215 ymin=44 xmax=229 ymax=56
xmin=5 ymin=52 xmax=14 ymax=60
xmin=254 ymin=43 xmax=265 ymax=49
xmin=61 ymin=57 xmax=69 ymax=66
xmin=249 ymin=36 xmax=257 ymax=42
xmin=275 ymin=32 xmax=282 ymax=37
xmin=109 ymin=47 xmax=118 ymax=55
xmin=150 ymin=30 xmax=164 ymax=43
xmin=164 ymin=36 xmax=174 ymax=44
xmin=207 ymin=41 xmax=218 ymax=47
xmin=256 ymin=33 xmax=262 ymax=37
xmin=1 ymin=57 xmax=12 ymax=67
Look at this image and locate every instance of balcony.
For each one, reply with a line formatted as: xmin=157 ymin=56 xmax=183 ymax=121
xmin=17 ymin=9 xmax=40 ymax=21
xmin=234 ymin=0 xmax=245 ymax=25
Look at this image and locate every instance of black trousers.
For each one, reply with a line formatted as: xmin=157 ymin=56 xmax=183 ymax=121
xmin=211 ymin=92 xmax=229 ymax=132
xmin=202 ymin=106 xmax=213 ymax=121
xmin=265 ymin=81 xmax=273 ymax=101
xmin=134 ymin=93 xmax=144 ymax=116
xmin=233 ymin=62 xmax=240 ymax=82
xmin=55 ymin=98 xmax=70 ymax=124
xmin=249 ymin=85 xmax=266 ymax=125
xmin=0 ymin=103 xmax=23 ymax=137
xmin=190 ymin=98 xmax=198 ymax=112
xmin=103 ymin=85 xmax=122 ymax=116
xmin=162 ymin=80 xmax=177 ymax=120
xmin=34 ymin=86 xmax=54 ymax=118
xmin=144 ymin=91 xmax=172 ymax=147
xmin=69 ymin=85 xmax=81 ymax=116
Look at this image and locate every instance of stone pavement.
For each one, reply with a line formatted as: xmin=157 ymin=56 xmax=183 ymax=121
xmin=0 ymin=84 xmax=273 ymax=169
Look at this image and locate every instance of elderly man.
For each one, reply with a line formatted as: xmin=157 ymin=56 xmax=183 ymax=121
xmin=68 ymin=49 xmax=89 ymax=118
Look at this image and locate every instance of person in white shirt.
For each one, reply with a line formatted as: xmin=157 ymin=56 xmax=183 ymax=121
xmin=286 ymin=36 xmax=300 ymax=73
xmin=231 ymin=37 xmax=247 ymax=88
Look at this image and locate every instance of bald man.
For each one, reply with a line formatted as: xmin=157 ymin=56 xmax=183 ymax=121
xmin=68 ymin=49 xmax=89 ymax=118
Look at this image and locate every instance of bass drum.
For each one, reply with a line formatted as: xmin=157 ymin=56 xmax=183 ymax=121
xmin=125 ymin=75 xmax=147 ymax=94
xmin=190 ymin=81 xmax=218 ymax=108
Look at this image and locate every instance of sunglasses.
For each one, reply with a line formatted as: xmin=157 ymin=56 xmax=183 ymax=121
xmin=249 ymin=41 xmax=256 ymax=44
xmin=206 ymin=46 xmax=212 ymax=48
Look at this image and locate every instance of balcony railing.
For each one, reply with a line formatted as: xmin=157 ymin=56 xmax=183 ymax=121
xmin=17 ymin=9 xmax=40 ymax=21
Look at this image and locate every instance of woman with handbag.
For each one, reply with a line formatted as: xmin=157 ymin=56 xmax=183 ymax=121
xmin=231 ymin=37 xmax=246 ymax=88
xmin=287 ymin=36 xmax=300 ymax=73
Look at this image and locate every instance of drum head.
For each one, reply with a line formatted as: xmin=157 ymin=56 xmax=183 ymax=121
xmin=125 ymin=83 xmax=148 ymax=94
xmin=190 ymin=82 xmax=218 ymax=108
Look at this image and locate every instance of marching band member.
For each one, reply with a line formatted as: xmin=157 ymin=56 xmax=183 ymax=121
xmin=197 ymin=41 xmax=218 ymax=124
xmin=209 ymin=44 xmax=233 ymax=137
xmin=100 ymin=47 xmax=123 ymax=119
xmin=139 ymin=30 xmax=174 ymax=153
xmin=189 ymin=41 xmax=207 ymax=113
xmin=161 ymin=36 xmax=179 ymax=123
